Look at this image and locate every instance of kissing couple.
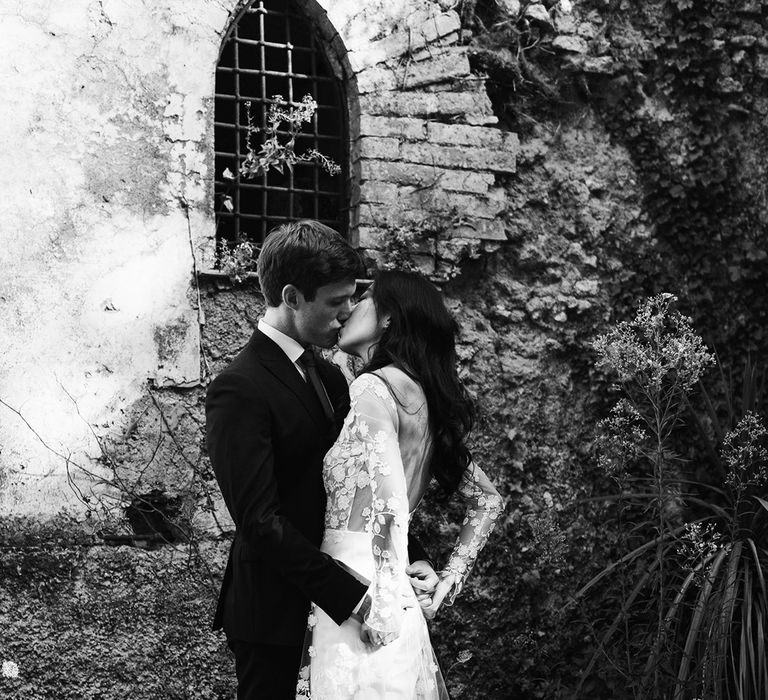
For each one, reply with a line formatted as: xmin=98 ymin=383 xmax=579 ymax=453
xmin=206 ymin=220 xmax=503 ymax=699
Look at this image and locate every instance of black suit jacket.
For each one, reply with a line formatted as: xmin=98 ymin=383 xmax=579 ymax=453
xmin=206 ymin=329 xmax=430 ymax=647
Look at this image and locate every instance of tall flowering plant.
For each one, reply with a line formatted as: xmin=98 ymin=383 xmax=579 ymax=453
xmin=573 ymin=294 xmax=768 ymax=700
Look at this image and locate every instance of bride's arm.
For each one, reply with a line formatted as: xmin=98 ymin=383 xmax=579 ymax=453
xmin=426 ymin=462 xmax=504 ymax=614
xmin=344 ymin=374 xmax=410 ymax=642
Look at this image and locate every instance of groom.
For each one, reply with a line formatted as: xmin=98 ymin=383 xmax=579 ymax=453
xmin=206 ymin=220 xmax=437 ymax=699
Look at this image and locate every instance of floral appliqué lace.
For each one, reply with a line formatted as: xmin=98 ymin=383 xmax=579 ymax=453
xmin=296 ymin=372 xmax=504 ymax=699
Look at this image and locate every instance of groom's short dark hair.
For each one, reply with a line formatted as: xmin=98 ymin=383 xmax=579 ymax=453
xmin=257 ymin=220 xmax=361 ymax=306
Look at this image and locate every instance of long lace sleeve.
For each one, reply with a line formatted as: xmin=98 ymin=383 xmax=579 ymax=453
xmin=441 ymin=462 xmax=504 ymax=605
xmin=346 ymin=374 xmax=410 ymax=637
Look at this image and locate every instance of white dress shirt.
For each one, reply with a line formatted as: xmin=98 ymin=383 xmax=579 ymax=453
xmin=258 ymin=319 xmax=307 ymax=380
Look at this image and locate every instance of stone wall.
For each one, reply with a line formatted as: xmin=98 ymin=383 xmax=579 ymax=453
xmin=0 ymin=1 xmax=649 ymax=697
xmin=0 ymin=0 xmax=520 ymax=519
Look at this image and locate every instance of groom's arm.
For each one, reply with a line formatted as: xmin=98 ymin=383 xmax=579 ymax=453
xmin=407 ymin=536 xmax=431 ymax=567
xmin=206 ymin=370 xmax=368 ymax=625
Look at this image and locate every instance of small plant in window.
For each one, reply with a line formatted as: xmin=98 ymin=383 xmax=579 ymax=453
xmin=235 ymin=94 xmax=341 ymax=179
xmin=216 ymin=236 xmax=257 ymax=284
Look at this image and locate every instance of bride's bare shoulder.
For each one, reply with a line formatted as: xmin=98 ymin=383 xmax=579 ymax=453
xmin=372 ymin=365 xmax=424 ymax=403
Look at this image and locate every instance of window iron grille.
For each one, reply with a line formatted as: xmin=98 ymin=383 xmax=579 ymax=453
xmin=214 ymin=0 xmax=348 ymax=246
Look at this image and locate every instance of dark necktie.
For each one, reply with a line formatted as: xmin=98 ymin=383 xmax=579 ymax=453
xmin=298 ymin=348 xmax=335 ymax=424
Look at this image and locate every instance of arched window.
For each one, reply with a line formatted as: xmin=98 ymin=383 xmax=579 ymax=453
xmin=214 ymin=0 xmax=348 ymax=245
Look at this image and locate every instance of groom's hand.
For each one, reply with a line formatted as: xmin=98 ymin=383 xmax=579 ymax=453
xmin=360 ymin=622 xmax=398 ymax=646
xmin=406 ymin=560 xmax=439 ymax=612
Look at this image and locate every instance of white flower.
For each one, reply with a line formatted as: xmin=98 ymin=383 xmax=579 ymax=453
xmin=308 ymin=646 xmax=316 ymax=658
xmin=2 ymin=661 xmax=19 ymax=678
xmin=307 ymin=613 xmax=318 ymax=627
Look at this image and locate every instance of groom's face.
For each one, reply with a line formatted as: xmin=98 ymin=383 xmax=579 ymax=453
xmin=294 ymin=279 xmax=357 ymax=348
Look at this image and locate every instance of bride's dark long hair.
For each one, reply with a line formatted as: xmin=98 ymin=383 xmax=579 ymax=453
xmin=360 ymin=270 xmax=474 ymax=500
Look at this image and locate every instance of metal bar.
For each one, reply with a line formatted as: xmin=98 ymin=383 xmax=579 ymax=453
xmin=310 ymin=30 xmax=319 ymax=220
xmin=258 ymin=1 xmax=268 ymax=242
xmin=214 ymin=93 xmax=339 ymax=110
xmin=224 ymin=39 xmax=328 ymax=53
xmin=233 ymin=17 xmax=242 ymax=241
xmin=217 ymin=211 xmax=339 ymax=225
xmin=218 ymin=68 xmax=335 ymax=83
xmin=214 ymin=129 xmax=339 ymax=142
xmin=214 ymin=183 xmax=344 ymax=197
xmin=286 ymin=12 xmax=295 ymax=221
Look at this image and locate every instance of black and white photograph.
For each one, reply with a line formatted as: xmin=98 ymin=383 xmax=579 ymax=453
xmin=2 ymin=0 xmax=767 ymax=698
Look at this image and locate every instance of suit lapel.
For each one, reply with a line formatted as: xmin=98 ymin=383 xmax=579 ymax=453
xmin=248 ymin=330 xmax=330 ymax=434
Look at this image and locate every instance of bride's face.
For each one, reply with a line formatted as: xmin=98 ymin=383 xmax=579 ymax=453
xmin=337 ymin=287 xmax=388 ymax=359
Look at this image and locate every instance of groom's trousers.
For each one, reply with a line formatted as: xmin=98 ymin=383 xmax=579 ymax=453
xmin=228 ymin=638 xmax=303 ymax=699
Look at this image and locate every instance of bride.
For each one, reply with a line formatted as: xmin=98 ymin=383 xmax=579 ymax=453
xmin=295 ymin=270 xmax=503 ymax=699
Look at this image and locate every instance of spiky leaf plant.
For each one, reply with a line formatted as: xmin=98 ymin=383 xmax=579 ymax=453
xmin=574 ymin=295 xmax=768 ymax=700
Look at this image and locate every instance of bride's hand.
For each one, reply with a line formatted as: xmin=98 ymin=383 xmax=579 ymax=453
xmin=360 ymin=621 xmax=399 ymax=647
xmin=406 ymin=560 xmax=439 ymax=612
xmin=421 ymin=572 xmax=456 ymax=620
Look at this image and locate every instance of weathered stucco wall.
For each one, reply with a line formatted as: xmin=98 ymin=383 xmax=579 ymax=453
xmin=0 ymin=0 xmax=230 ymax=515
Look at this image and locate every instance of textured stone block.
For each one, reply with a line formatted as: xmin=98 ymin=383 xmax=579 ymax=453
xmin=360 ymin=115 xmax=429 ymax=140
xmin=552 ymin=35 xmax=589 ymax=54
xmin=356 ymin=47 xmax=471 ymax=93
xmin=361 ymin=189 xmax=504 ymax=221
xmin=360 ymin=135 xmax=402 ymax=160
xmin=358 ymin=181 xmax=401 ymax=204
xmin=428 ymin=122 xmax=518 ymax=149
xmin=398 ymin=141 xmax=517 ymax=172
xmin=360 ymin=160 xmax=496 ymax=193
xmin=452 ymin=220 xmax=507 ymax=240
xmin=360 ymin=115 xmax=515 ymax=149
xmin=348 ymin=10 xmax=461 ymax=71
xmin=360 ymin=90 xmax=496 ymax=123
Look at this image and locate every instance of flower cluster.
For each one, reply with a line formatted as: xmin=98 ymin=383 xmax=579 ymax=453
xmin=1 ymin=660 xmax=19 ymax=679
xmin=237 ymin=94 xmax=341 ymax=179
xmin=595 ymin=399 xmax=649 ymax=479
xmin=723 ymin=411 xmax=768 ymax=494
xmin=594 ymin=293 xmax=715 ymax=394
xmin=216 ymin=237 xmax=257 ymax=284
xmin=267 ymin=93 xmax=317 ymax=128
xmin=676 ymin=522 xmax=730 ymax=579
